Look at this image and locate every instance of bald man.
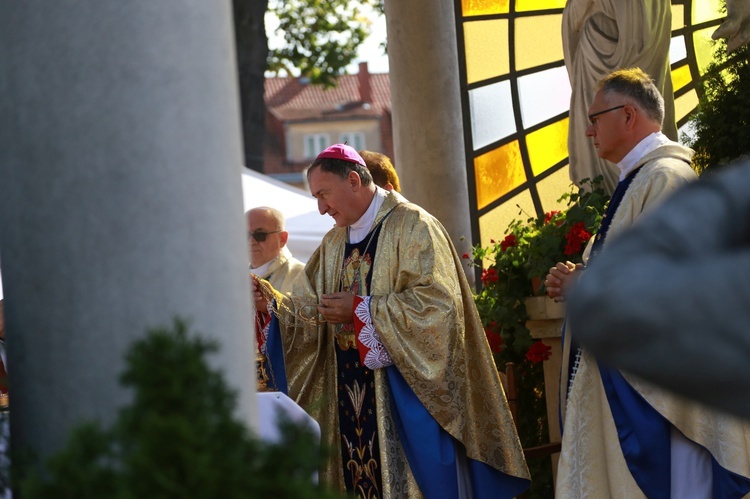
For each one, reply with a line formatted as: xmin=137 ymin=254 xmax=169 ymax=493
xmin=246 ymin=207 xmax=304 ymax=294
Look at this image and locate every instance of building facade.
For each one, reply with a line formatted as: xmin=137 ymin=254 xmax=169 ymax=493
xmin=264 ymin=62 xmax=393 ymax=187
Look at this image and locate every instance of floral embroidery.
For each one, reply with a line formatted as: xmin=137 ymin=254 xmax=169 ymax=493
xmin=354 ymin=297 xmax=393 ymax=370
xmin=342 ymin=380 xmax=380 ymax=498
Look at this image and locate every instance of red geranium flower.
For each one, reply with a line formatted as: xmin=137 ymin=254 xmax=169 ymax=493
xmin=544 ymin=210 xmax=561 ymax=225
xmin=564 ymin=221 xmax=592 ymax=255
xmin=481 ymin=267 xmax=499 ymax=286
xmin=462 ymin=253 xmax=470 ymax=259
xmin=484 ymin=321 xmax=503 ymax=353
xmin=500 ymin=234 xmax=517 ymax=252
xmin=525 ymin=341 xmax=552 ymax=363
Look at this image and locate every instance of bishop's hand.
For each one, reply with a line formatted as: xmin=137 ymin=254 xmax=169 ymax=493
xmin=318 ymin=292 xmax=355 ymax=324
xmin=251 ymin=273 xmax=271 ymax=313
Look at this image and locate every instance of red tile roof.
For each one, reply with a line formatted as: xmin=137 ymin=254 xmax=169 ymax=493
xmin=262 ymin=64 xmax=393 ymax=177
xmin=265 ymin=70 xmax=391 ymax=122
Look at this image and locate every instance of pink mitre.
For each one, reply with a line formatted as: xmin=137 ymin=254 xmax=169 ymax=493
xmin=316 ymin=143 xmax=366 ymax=167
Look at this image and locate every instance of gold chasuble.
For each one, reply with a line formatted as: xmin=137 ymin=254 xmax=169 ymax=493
xmin=270 ymin=192 xmax=530 ymax=497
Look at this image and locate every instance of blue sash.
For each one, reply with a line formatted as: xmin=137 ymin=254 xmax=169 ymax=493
xmin=601 ymin=367 xmax=750 ymax=498
xmin=562 ymin=169 xmax=641 ymax=408
xmin=385 ymin=367 xmax=529 ymax=499
xmin=264 ymin=311 xmax=288 ymax=394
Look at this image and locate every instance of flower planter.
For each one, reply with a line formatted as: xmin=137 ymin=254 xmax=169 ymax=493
xmin=525 ymin=296 xmax=564 ymax=477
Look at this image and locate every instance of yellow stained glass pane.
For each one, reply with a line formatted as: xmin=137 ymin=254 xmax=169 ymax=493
xmin=464 ymin=19 xmax=510 ymax=84
xmin=671 ymin=64 xmax=692 ymax=92
xmin=671 ymin=4 xmax=685 ymax=31
xmin=692 ymin=0 xmax=723 ymax=25
xmin=462 ymin=0 xmax=509 ymax=16
xmin=693 ymin=27 xmax=720 ymax=75
xmin=515 ymin=15 xmax=563 ymax=71
xmin=537 ymin=166 xmax=572 ymax=213
xmin=675 ymin=89 xmax=699 ymax=123
xmin=478 ymin=190 xmax=534 ymax=256
xmin=474 ymin=140 xmax=526 ymax=210
xmin=526 ymin=118 xmax=569 ymax=176
xmin=516 ymin=0 xmax=565 ymax=12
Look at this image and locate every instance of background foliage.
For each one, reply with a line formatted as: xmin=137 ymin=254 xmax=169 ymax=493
xmin=684 ymin=39 xmax=750 ymax=174
xmin=267 ymin=0 xmax=381 ymax=87
xmin=233 ymin=0 xmax=383 ymax=169
xmin=470 ymin=177 xmax=608 ymax=360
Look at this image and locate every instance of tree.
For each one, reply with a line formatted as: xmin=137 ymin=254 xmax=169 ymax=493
xmin=233 ymin=1 xmax=270 ymax=172
xmin=232 ymin=0 xmax=384 ymax=171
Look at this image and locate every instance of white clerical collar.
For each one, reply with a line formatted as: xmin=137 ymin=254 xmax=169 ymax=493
xmin=249 ymin=247 xmax=290 ymax=277
xmin=348 ymin=187 xmax=388 ymax=244
xmin=617 ymin=132 xmax=671 ymax=180
xmin=250 ymin=259 xmax=273 ymax=277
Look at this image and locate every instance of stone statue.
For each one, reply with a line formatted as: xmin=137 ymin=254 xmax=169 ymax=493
xmin=563 ymin=0 xmax=675 ymax=195
xmin=713 ymin=0 xmax=750 ymax=52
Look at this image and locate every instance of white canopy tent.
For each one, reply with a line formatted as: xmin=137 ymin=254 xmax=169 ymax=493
xmin=241 ymin=168 xmax=332 ymax=263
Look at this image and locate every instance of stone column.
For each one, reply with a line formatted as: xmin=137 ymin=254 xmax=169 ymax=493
xmin=384 ymin=0 xmax=475 ymax=285
xmin=0 ymin=2 xmax=256 ymax=459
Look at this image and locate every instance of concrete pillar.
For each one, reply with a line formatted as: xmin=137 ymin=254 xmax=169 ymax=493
xmin=384 ymin=0 xmax=475 ymax=285
xmin=0 ymin=2 xmax=256 ymax=459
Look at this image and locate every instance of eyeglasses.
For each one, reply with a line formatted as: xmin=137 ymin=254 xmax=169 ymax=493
xmin=588 ymin=105 xmax=625 ymax=126
xmin=249 ymin=230 xmax=281 ymax=242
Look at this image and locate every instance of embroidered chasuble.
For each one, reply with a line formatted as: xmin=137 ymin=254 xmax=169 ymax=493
xmin=557 ymin=144 xmax=750 ymax=498
xmin=336 ymin=225 xmax=383 ymax=496
xmin=263 ymin=191 xmax=531 ymax=498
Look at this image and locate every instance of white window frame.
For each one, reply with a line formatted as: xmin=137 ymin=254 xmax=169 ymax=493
xmin=303 ymin=133 xmax=331 ymax=159
xmin=338 ymin=132 xmax=365 ymax=151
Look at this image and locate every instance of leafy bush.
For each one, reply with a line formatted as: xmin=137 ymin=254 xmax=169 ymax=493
xmin=468 ymin=176 xmax=608 ymax=363
xmin=18 ymin=320 xmax=339 ymax=499
xmin=684 ymin=39 xmax=750 ymax=173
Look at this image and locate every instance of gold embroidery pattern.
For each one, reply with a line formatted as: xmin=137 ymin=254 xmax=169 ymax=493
xmin=340 ymin=248 xmax=373 ymax=295
xmin=336 ymin=249 xmax=372 ymax=350
xmin=343 ymin=380 xmax=381 ymax=499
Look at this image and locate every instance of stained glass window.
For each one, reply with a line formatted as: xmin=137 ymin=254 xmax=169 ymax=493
xmin=456 ymin=0 xmax=727 ymax=248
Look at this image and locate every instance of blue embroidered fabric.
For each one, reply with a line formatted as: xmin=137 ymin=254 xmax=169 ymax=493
xmin=385 ymin=367 xmax=530 ymax=499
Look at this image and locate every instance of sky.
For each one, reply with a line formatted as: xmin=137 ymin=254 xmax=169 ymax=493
xmin=351 ymin=10 xmax=389 ymax=73
xmin=264 ymin=5 xmax=389 ymax=76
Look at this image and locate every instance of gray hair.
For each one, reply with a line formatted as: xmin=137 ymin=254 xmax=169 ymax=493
xmin=307 ymin=157 xmax=374 ymax=187
xmin=598 ymin=68 xmax=665 ymax=125
xmin=246 ymin=206 xmax=285 ymax=230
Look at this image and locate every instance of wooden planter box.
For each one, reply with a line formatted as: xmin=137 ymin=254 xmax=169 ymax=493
xmin=525 ymin=296 xmax=565 ymax=477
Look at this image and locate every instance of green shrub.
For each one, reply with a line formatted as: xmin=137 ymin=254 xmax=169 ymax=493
xmin=18 ymin=319 xmax=339 ymax=499
xmin=684 ymin=39 xmax=750 ymax=173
